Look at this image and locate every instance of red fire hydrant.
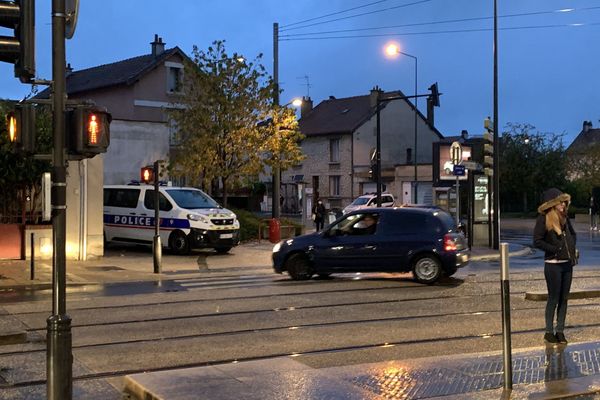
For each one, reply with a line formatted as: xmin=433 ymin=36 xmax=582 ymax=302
xmin=269 ymin=218 xmax=281 ymax=243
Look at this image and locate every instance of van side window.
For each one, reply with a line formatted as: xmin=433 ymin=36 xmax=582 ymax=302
xmin=144 ymin=190 xmax=173 ymax=211
xmin=104 ymin=189 xmax=140 ymax=208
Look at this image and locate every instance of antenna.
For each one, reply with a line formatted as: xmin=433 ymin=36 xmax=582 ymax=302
xmin=296 ymin=75 xmax=312 ymax=98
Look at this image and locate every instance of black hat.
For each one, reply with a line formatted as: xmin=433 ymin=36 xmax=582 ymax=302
xmin=537 ymin=188 xmax=570 ymax=213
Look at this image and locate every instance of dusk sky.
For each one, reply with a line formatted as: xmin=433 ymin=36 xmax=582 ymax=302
xmin=1 ymin=0 xmax=598 ymax=145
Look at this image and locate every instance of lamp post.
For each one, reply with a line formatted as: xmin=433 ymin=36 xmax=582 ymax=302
xmin=385 ymin=43 xmax=418 ymax=204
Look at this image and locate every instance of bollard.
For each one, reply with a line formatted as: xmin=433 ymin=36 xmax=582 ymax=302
xmin=500 ymin=242 xmax=513 ymax=390
xmin=30 ymin=232 xmax=35 ymax=280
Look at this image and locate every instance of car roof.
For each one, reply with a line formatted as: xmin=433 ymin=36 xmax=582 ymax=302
xmin=346 ymin=207 xmax=436 ymax=216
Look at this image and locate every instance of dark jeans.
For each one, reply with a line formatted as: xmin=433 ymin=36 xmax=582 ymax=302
xmin=544 ymin=261 xmax=573 ymax=333
xmin=315 ymin=218 xmax=324 ymax=231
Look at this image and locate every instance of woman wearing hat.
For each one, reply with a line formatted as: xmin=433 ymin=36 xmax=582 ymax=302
xmin=533 ymin=188 xmax=577 ymax=345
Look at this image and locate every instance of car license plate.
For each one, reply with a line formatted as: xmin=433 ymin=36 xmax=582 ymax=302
xmin=220 ymin=233 xmax=233 ymax=239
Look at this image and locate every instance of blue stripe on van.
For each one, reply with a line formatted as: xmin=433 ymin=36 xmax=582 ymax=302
xmin=104 ymin=214 xmax=190 ymax=229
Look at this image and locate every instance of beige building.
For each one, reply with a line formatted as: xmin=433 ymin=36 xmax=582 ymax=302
xmin=283 ymin=88 xmax=445 ymax=212
xmin=35 ymin=35 xmax=190 ymax=259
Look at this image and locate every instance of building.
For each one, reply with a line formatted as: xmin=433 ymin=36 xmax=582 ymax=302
xmin=282 ymin=87 xmax=444 ymax=213
xmin=33 ymin=35 xmax=190 ymax=259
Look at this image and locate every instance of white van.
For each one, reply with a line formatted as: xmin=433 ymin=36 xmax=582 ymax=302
xmin=103 ymin=184 xmax=240 ymax=254
xmin=342 ymin=193 xmax=395 ymax=214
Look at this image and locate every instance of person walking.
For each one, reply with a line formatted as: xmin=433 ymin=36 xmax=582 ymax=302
xmin=533 ymin=188 xmax=577 ymax=345
xmin=312 ymin=199 xmax=326 ymax=232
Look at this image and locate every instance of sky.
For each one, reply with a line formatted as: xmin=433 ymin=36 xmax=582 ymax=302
xmin=1 ymin=0 xmax=599 ymax=146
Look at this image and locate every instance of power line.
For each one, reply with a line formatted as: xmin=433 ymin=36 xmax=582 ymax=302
xmin=280 ymin=22 xmax=600 ymax=41
xmin=281 ymin=0 xmax=391 ymax=29
xmin=280 ymin=0 xmax=435 ymax=32
xmin=280 ymin=6 xmax=600 ymax=38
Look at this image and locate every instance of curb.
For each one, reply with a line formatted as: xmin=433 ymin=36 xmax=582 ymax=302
xmin=469 ymin=246 xmax=533 ymax=261
xmin=525 ymin=288 xmax=600 ymax=301
xmin=0 ymin=331 xmax=27 ymax=346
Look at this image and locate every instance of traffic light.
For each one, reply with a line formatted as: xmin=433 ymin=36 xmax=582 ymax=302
xmin=369 ymin=163 xmax=378 ymax=181
xmin=5 ymin=103 xmax=35 ymax=152
xmin=141 ymin=166 xmax=154 ymax=184
xmin=67 ymin=106 xmax=111 ymax=159
xmin=428 ymin=82 xmax=440 ymax=107
xmin=0 ymin=0 xmax=35 ymax=83
xmin=483 ymin=116 xmax=494 ymax=176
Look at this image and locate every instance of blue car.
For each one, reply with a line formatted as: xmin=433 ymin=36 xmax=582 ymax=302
xmin=272 ymin=207 xmax=469 ymax=284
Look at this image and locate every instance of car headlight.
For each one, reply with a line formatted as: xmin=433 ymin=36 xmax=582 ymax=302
xmin=273 ymin=242 xmax=282 ymax=253
xmin=187 ymin=213 xmax=208 ymax=222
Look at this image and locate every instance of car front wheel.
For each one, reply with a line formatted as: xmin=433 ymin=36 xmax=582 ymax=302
xmin=169 ymin=230 xmax=189 ymax=255
xmin=412 ymin=255 xmax=442 ymax=284
xmin=285 ymin=253 xmax=314 ymax=280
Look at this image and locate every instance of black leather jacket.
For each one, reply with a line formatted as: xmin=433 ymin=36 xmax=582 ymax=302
xmin=533 ymin=214 xmax=577 ymax=262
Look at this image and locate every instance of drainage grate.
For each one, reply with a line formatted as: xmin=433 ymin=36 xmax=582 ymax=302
xmin=351 ymin=348 xmax=600 ymax=399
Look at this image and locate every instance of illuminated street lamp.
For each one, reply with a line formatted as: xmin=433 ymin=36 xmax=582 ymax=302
xmin=384 ymin=42 xmax=419 ymax=204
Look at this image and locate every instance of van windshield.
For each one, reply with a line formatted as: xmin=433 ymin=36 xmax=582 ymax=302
xmin=166 ymin=189 xmax=220 ymax=209
xmin=351 ymin=197 xmax=370 ymax=206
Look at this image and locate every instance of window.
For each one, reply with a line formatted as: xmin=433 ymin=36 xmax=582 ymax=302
xmin=385 ymin=212 xmax=430 ymax=235
xmin=144 ymin=191 xmax=173 ymax=211
xmin=104 ymin=189 xmax=140 ymax=208
xmin=329 ymin=138 xmax=340 ymax=163
xmin=167 ymin=66 xmax=183 ymax=93
xmin=329 ymin=175 xmax=340 ymax=197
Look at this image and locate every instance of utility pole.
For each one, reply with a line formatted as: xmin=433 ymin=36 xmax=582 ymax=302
xmin=492 ymin=0 xmax=500 ymax=249
xmin=272 ymin=22 xmax=280 ymax=219
xmin=47 ymin=0 xmax=72 ymax=398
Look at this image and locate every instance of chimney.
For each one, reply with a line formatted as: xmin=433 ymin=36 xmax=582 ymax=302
xmin=65 ymin=62 xmax=73 ymax=76
xmin=461 ymin=130 xmax=469 ymax=140
xmin=151 ymin=34 xmax=165 ymax=57
xmin=583 ymin=120 xmax=593 ymax=132
xmin=427 ymin=97 xmax=434 ymax=127
xmin=300 ymin=96 xmax=313 ymax=119
xmin=370 ymin=86 xmax=382 ymax=108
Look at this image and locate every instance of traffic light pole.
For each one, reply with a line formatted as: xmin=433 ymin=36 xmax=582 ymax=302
xmin=47 ymin=0 xmax=72 ymax=399
xmin=153 ymin=161 xmax=162 ymax=274
xmin=272 ymin=22 xmax=280 ymax=219
xmin=492 ymin=0 xmax=500 ymax=250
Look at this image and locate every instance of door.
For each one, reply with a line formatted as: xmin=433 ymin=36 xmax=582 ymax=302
xmin=103 ymin=187 xmax=143 ymax=241
xmin=312 ymin=212 xmax=382 ymax=272
xmin=140 ymin=189 xmax=174 ymax=242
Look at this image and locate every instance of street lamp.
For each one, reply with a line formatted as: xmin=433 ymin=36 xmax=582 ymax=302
xmin=385 ymin=42 xmax=418 ymax=204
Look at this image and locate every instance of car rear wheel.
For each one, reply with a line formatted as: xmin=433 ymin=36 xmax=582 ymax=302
xmin=169 ymin=230 xmax=189 ymax=255
xmin=285 ymin=254 xmax=313 ymax=280
xmin=412 ymin=255 xmax=442 ymax=284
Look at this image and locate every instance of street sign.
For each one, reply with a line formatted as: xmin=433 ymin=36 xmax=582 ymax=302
xmin=450 ymin=141 xmax=462 ymax=165
xmin=453 ymin=164 xmax=466 ymax=176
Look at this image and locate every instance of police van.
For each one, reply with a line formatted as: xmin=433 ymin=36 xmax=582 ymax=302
xmin=103 ymin=184 xmax=240 ymax=254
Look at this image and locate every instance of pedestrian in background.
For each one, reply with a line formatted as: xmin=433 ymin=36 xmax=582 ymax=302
xmin=533 ymin=188 xmax=577 ymax=345
xmin=312 ymin=199 xmax=326 ymax=232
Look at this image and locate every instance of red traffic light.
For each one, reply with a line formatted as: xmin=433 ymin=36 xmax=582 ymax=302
xmin=67 ymin=106 xmax=111 ymax=159
xmin=141 ymin=166 xmax=154 ymax=183
xmin=87 ymin=113 xmax=100 ymax=145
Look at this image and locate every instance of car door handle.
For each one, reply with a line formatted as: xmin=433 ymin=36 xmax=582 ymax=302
xmin=363 ymin=245 xmax=377 ymax=250
xmin=129 ymin=212 xmax=136 ymax=215
xmin=139 ymin=213 xmax=147 ymax=216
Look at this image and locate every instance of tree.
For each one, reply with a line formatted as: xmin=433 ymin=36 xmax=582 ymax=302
xmin=259 ymin=104 xmax=305 ymax=176
xmin=566 ymin=142 xmax=600 ymax=207
xmin=169 ymin=40 xmax=275 ymax=206
xmin=499 ymin=123 xmax=568 ymax=212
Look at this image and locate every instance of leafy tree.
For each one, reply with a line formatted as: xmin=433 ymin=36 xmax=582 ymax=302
xmin=0 ymin=101 xmax=52 ymax=223
xmin=499 ymin=123 xmax=568 ymax=212
xmin=169 ymin=40 xmax=275 ymax=206
xmin=565 ymin=141 xmax=600 ymax=207
xmin=259 ymin=104 xmax=305 ymax=174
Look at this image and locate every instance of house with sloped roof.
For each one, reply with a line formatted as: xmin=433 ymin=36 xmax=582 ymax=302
xmin=37 ymin=34 xmax=189 ymax=185
xmin=282 ymin=87 xmax=444 ymax=212
xmin=32 ymin=35 xmax=189 ymax=259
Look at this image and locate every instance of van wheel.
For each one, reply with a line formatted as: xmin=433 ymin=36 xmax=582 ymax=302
xmin=412 ymin=255 xmax=442 ymax=284
xmin=285 ymin=254 xmax=313 ymax=280
xmin=169 ymin=231 xmax=189 ymax=255
xmin=215 ymin=246 xmax=231 ymax=254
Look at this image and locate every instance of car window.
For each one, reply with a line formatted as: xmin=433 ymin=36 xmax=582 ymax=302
xmin=385 ymin=212 xmax=431 ymax=235
xmin=433 ymin=210 xmax=456 ymax=232
xmin=104 ymin=188 xmax=140 ymax=208
xmin=383 ymin=196 xmax=393 ymax=204
xmin=351 ymin=197 xmax=370 ymax=206
xmin=144 ymin=190 xmax=174 ymax=211
xmin=328 ymin=213 xmax=378 ymax=236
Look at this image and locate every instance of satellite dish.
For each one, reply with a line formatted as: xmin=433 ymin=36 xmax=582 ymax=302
xmin=65 ymin=0 xmax=79 ymax=39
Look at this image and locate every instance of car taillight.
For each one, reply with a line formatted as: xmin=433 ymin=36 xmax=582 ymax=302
xmin=444 ymin=234 xmax=458 ymax=251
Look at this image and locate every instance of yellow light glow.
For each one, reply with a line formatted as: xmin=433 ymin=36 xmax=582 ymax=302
xmin=88 ymin=114 xmax=99 ymax=145
xmin=384 ymin=42 xmax=400 ymax=58
xmin=8 ymin=114 xmax=17 ymax=142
